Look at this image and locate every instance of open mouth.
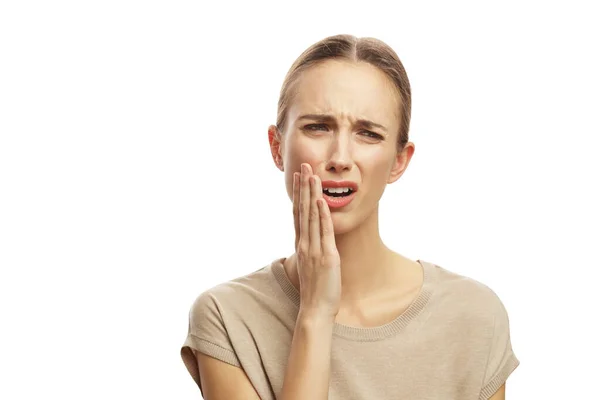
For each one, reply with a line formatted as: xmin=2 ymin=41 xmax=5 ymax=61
xmin=322 ymin=188 xmax=354 ymax=197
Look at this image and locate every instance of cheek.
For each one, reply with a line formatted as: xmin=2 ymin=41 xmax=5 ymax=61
xmin=373 ymin=160 xmax=392 ymax=181
xmin=285 ymin=135 xmax=324 ymax=167
xmin=361 ymin=158 xmax=394 ymax=196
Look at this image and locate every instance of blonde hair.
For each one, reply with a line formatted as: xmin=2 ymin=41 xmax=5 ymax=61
xmin=276 ymin=34 xmax=412 ymax=152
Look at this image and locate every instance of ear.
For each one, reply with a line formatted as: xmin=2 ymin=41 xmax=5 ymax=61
xmin=268 ymin=125 xmax=284 ymax=171
xmin=387 ymin=142 xmax=415 ymax=184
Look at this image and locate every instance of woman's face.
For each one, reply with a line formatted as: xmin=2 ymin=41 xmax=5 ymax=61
xmin=269 ymin=59 xmax=414 ymax=234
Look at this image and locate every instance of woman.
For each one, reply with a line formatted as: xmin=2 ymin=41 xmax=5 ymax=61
xmin=180 ymin=34 xmax=519 ymax=400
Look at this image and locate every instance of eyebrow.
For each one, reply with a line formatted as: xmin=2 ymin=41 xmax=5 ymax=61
xmin=297 ymin=113 xmax=388 ymax=133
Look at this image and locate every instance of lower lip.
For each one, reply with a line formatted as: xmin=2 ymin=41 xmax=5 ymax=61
xmin=323 ymin=191 xmax=356 ymax=208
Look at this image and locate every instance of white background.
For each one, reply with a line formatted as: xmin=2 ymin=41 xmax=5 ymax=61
xmin=1 ymin=1 xmax=598 ymax=399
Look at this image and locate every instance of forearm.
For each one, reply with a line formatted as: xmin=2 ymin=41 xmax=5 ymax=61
xmin=279 ymin=311 xmax=335 ymax=400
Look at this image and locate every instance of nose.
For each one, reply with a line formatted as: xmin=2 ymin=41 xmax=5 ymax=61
xmin=324 ymin=133 xmax=353 ymax=173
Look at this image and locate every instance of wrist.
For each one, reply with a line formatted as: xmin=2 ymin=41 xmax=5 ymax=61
xmin=297 ymin=308 xmax=337 ymax=326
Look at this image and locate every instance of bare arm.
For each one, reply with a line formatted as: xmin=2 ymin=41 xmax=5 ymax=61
xmin=488 ymin=383 xmax=506 ymax=400
xmin=278 ymin=311 xmax=334 ymax=399
xmin=194 ymin=350 xmax=261 ymax=399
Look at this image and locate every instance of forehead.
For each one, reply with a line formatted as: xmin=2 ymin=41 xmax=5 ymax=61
xmin=288 ymin=60 xmax=401 ymax=129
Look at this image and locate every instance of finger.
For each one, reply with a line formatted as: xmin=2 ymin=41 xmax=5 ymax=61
xmin=298 ymin=164 xmax=310 ymax=254
xmin=309 ymin=174 xmax=322 ymax=258
xmin=318 ymin=196 xmax=337 ymax=256
xmin=292 ymin=172 xmax=300 ymax=249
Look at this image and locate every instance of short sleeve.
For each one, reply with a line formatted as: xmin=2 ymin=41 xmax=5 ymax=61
xmin=479 ymin=293 xmax=520 ymax=399
xmin=180 ymin=289 xmax=241 ymax=391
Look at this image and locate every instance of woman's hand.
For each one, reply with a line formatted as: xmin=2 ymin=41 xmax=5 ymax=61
xmin=293 ymin=163 xmax=342 ymax=320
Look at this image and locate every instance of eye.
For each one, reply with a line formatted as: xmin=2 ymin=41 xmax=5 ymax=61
xmin=302 ymin=125 xmax=383 ymax=140
xmin=360 ymin=130 xmax=384 ymax=140
xmin=303 ymin=124 xmax=328 ymax=131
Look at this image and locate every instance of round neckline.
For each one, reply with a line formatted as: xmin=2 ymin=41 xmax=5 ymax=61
xmin=270 ymin=257 xmax=435 ymax=341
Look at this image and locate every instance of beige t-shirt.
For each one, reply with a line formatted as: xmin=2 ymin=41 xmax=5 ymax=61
xmin=181 ymin=257 xmax=519 ymax=399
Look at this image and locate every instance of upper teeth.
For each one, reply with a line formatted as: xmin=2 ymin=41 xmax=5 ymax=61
xmin=324 ymin=187 xmax=352 ymax=194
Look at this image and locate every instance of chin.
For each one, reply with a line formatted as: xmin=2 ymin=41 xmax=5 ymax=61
xmin=330 ymin=213 xmax=357 ymax=236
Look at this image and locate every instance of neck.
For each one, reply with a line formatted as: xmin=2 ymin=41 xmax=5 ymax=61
xmin=286 ymin=204 xmax=401 ymax=307
xmin=334 ymin=205 xmax=395 ymax=303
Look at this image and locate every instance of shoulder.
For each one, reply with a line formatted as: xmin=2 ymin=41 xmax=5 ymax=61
xmin=433 ymin=263 xmax=508 ymax=308
xmin=429 ymin=262 xmax=512 ymax=329
xmin=181 ymin=258 xmax=295 ymax=391
xmin=429 ymin=265 xmax=523 ymax=396
xmin=182 ymin=260 xmax=280 ymax=365
xmin=425 ymin=262 xmax=520 ymax=385
xmin=187 ymin=259 xmax=282 ymax=322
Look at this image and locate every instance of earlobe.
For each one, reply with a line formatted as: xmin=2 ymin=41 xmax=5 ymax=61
xmin=387 ymin=164 xmax=405 ymax=184
xmin=274 ymin=153 xmax=284 ymax=171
